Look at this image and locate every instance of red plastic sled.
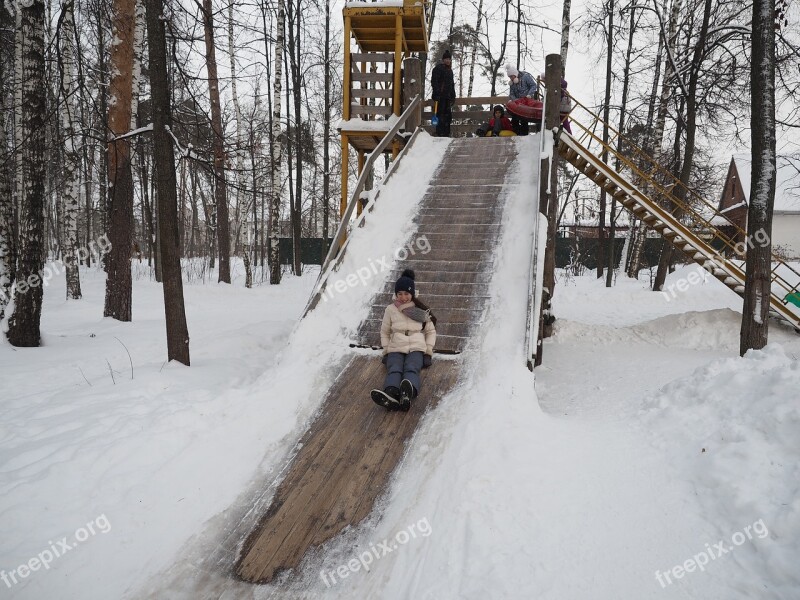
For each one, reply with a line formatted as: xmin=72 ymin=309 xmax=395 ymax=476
xmin=506 ymin=97 xmax=543 ymax=121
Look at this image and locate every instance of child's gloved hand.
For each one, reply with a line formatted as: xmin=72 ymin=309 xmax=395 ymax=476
xmin=382 ymin=354 xmax=388 ymax=365
xmin=423 ymin=354 xmax=432 ymax=368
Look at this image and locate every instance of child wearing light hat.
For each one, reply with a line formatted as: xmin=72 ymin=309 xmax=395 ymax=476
xmin=371 ymin=269 xmax=437 ymax=412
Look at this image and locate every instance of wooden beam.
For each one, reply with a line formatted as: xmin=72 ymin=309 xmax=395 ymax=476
xmin=352 ymin=52 xmax=394 ymax=62
xmin=350 ymin=104 xmax=393 ymax=116
xmin=351 ymin=88 xmax=393 ymax=98
xmin=351 ymin=72 xmax=394 ymax=83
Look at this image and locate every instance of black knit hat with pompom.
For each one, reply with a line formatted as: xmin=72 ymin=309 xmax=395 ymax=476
xmin=394 ymin=269 xmax=416 ymax=297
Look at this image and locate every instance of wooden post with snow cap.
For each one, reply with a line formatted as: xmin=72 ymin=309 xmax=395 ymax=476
xmin=537 ymin=53 xmax=563 ymax=361
xmin=403 ymin=57 xmax=422 ymax=131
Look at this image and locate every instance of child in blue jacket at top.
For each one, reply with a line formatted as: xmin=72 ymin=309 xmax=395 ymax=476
xmin=371 ymin=269 xmax=436 ymax=412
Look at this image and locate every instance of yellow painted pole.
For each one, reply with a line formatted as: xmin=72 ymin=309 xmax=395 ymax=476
xmin=343 ymin=16 xmax=352 ymax=121
xmin=393 ymin=13 xmax=403 ymax=116
xmin=341 ymin=15 xmax=351 ymax=246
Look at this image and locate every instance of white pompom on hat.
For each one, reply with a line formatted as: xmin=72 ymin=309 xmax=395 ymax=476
xmin=506 ymin=64 xmax=519 ymax=77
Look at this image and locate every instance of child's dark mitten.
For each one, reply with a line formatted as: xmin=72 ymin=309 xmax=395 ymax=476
xmin=382 ymin=354 xmax=388 ymax=365
xmin=423 ymin=354 xmax=432 ymax=368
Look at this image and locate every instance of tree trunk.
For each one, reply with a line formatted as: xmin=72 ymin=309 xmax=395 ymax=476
xmin=202 ymin=0 xmax=231 ymax=283
xmin=653 ymin=0 xmax=711 ymax=291
xmin=228 ymin=0 xmax=251 ymax=285
xmin=629 ymin=0 xmax=679 ymax=279
xmin=287 ymin=0 xmax=302 ymax=276
xmin=740 ymin=0 xmax=776 ymax=355
xmin=322 ymin=0 xmax=331 ymax=261
xmin=0 ymin=29 xmax=16 ymax=321
xmin=606 ymin=0 xmax=637 ymax=286
xmin=7 ymin=0 xmax=46 ymax=346
xmin=104 ymin=0 xmax=136 ymax=321
xmin=466 ymin=0 xmax=483 ymax=96
xmin=269 ymin=0 xmax=285 ymax=284
xmin=145 ymin=0 xmax=190 ymax=365
xmin=560 ymin=0 xmax=572 ymax=69
xmin=0 ymin=108 xmax=14 ymax=321
xmin=59 ymin=0 xmax=82 ymax=300
xmin=95 ymin=0 xmax=109 ymax=267
xmin=598 ymin=0 xmax=613 ymax=280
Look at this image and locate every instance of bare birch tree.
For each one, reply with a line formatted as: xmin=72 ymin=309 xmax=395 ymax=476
xmin=0 ymin=97 xmax=13 ymax=321
xmin=201 ymin=0 xmax=232 ymax=284
xmin=560 ymin=0 xmax=572 ymax=69
xmin=58 ymin=0 xmax=82 ymax=299
xmin=7 ymin=0 xmax=46 ymax=346
xmin=0 ymin=11 xmax=14 ymax=321
xmin=627 ymin=0 xmax=680 ymax=278
xmin=228 ymin=2 xmax=253 ymax=287
xmin=269 ymin=0 xmax=285 ymax=284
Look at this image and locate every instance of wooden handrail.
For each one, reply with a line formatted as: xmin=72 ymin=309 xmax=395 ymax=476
xmin=303 ymin=95 xmax=422 ymax=316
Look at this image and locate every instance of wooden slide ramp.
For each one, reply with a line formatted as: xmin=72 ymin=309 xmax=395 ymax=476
xmin=235 ymin=136 xmax=518 ymax=584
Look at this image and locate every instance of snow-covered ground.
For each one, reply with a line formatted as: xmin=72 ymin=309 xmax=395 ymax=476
xmin=2 ymin=132 xmax=799 ymax=600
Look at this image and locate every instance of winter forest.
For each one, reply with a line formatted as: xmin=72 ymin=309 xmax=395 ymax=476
xmin=2 ymin=0 xmax=800 ymax=596
xmin=0 ymin=0 xmax=798 ymax=358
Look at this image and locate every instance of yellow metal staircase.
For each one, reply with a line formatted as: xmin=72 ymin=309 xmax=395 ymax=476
xmin=556 ymin=95 xmax=800 ymax=329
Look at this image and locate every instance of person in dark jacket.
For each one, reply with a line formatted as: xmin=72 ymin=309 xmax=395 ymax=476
xmin=431 ymin=50 xmax=456 ymax=137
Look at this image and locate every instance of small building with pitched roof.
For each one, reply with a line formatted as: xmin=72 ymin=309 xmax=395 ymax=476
xmin=713 ymin=154 xmax=800 ymax=258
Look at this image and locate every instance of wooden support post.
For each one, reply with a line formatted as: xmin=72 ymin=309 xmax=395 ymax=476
xmin=538 ymin=53 xmax=563 ymax=355
xmin=403 ymin=57 xmax=422 ymax=131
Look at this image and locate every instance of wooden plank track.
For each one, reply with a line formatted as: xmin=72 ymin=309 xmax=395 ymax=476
xmin=359 ymin=138 xmax=516 ymax=353
xmin=235 ymin=137 xmax=518 ymax=584
xmin=235 ymin=356 xmax=458 ymax=583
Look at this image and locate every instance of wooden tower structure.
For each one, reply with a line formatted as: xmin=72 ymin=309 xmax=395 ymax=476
xmin=340 ymin=0 xmax=428 ymax=216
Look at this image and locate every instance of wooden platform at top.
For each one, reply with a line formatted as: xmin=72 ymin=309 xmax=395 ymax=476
xmin=235 ymin=136 xmax=518 ymax=584
xmin=344 ymin=0 xmax=427 ymax=53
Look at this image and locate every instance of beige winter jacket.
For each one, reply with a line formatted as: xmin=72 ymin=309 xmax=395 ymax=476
xmin=380 ymin=302 xmax=436 ymax=356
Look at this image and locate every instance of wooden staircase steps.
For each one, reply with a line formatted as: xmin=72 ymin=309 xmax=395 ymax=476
xmin=556 ymin=133 xmax=800 ymax=328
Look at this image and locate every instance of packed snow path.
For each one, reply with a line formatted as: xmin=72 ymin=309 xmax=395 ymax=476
xmin=235 ymin=137 xmax=525 ymax=583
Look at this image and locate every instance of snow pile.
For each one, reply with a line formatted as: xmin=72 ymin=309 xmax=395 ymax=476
xmin=553 ymin=264 xmax=743 ymax=328
xmin=642 ymin=343 xmax=800 ymax=596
